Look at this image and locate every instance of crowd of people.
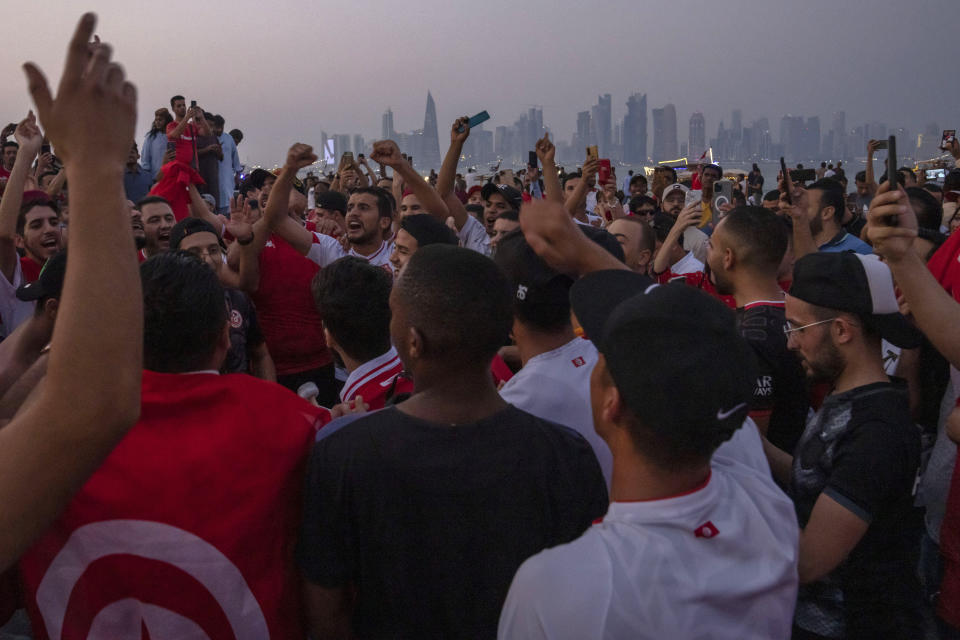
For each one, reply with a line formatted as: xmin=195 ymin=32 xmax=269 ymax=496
xmin=3 ymin=12 xmax=960 ymax=639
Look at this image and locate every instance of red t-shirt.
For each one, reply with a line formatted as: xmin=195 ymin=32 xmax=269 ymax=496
xmin=251 ymin=234 xmax=332 ymax=376
xmin=20 ymin=255 xmax=43 ymax=284
xmin=657 ymin=269 xmax=737 ymax=308
xmin=165 ymin=120 xmax=198 ymax=166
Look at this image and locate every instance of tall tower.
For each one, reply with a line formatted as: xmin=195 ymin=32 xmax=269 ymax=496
xmin=420 ymin=92 xmax=442 ymax=170
xmin=382 ymin=108 xmax=395 ymax=141
xmin=622 ymin=93 xmax=647 ymax=164
xmin=688 ymin=112 xmax=706 ymax=160
xmin=652 ymin=103 xmax=678 ymax=162
xmin=593 ymin=93 xmax=612 ymax=158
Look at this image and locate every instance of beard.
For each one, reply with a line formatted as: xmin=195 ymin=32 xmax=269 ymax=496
xmin=706 ymin=262 xmax=733 ymax=296
xmin=808 ymin=212 xmax=823 ymax=237
xmin=800 ymin=329 xmax=845 ymax=383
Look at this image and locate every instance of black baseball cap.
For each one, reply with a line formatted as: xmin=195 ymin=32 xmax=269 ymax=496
xmin=495 ymin=227 xmax=626 ymax=313
xmin=16 ymin=251 xmax=67 ymax=302
xmin=790 ymin=252 xmax=921 ymax=348
xmin=314 ymin=190 xmax=347 ymax=214
xmin=399 ymin=214 xmax=458 ymax=247
xmin=481 ymin=183 xmax=523 ymax=209
xmin=570 ymin=273 xmax=754 ymax=446
xmin=169 ymin=218 xmax=225 ymax=251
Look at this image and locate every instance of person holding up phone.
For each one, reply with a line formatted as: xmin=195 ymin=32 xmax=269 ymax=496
xmin=165 ymin=94 xmax=209 ymax=168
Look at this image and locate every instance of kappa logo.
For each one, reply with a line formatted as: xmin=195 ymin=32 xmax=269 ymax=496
xmin=35 ymin=520 xmax=269 ymax=640
xmin=229 ymin=309 xmax=243 ymax=329
xmin=571 ymin=357 xmax=587 ymax=368
xmin=516 ymin=285 xmax=528 ymax=301
xmin=694 ymin=521 xmax=719 ymax=539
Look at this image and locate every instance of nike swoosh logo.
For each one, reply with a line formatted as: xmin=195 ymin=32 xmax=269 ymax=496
xmin=716 ymin=403 xmax=747 ymax=420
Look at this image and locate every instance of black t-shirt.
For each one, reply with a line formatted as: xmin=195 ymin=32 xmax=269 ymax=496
xmin=222 ymin=289 xmax=264 ymax=375
xmin=791 ymin=381 xmax=923 ymax=639
xmin=735 ymin=302 xmax=808 ymax=453
xmin=748 ymin=170 xmax=764 ymax=193
xmin=297 ymin=404 xmax=608 ymax=639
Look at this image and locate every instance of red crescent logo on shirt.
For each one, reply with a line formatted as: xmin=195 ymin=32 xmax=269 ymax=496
xmin=694 ymin=521 xmax=719 ymax=539
xmin=35 ymin=520 xmax=269 ymax=639
xmin=229 ymin=309 xmax=242 ymax=329
xmin=571 ymin=357 xmax=586 ymax=368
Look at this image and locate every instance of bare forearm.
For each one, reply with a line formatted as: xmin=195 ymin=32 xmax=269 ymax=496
xmin=762 ymin=436 xmax=792 ymax=486
xmin=889 ymin=251 xmax=960 ymax=368
xmin=792 ymin=220 xmax=817 ymax=259
xmin=250 ymin=343 xmax=275 ymax=382
xmin=437 ymin=141 xmax=462 ymax=198
xmin=565 ymin=180 xmax=589 ymax=216
xmin=541 ymin=159 xmax=563 ymax=203
xmin=188 ymin=184 xmax=222 ymax=229
xmin=396 ymin=162 xmax=448 ymax=221
xmin=167 ymin=119 xmax=188 ymax=140
xmin=0 ymin=148 xmax=36 ymax=239
xmin=44 ymin=169 xmax=66 ymax=199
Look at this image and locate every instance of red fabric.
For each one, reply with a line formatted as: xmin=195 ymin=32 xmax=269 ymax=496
xmin=165 ymin=121 xmax=198 ymax=166
xmin=490 ymin=353 xmax=514 ymax=385
xmin=691 ymin=172 xmax=702 ymax=190
xmin=927 ymin=228 xmax=960 ymax=304
xmin=20 ymin=255 xmax=43 ymax=284
xmin=657 ymin=269 xmax=736 ymax=308
xmin=251 ymin=234 xmax=332 ymax=375
xmin=939 ymin=397 xmax=960 ymax=628
xmin=19 ymin=371 xmax=322 ymax=640
xmin=341 ymin=356 xmax=412 ymax=411
xmin=148 ymin=160 xmax=205 ymax=221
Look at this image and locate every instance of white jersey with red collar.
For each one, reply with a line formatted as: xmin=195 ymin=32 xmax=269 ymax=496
xmin=498 ymin=421 xmax=799 ymax=639
xmin=340 ymin=346 xmax=405 ymax=410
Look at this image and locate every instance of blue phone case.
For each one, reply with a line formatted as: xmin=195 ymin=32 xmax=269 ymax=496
xmin=459 ymin=111 xmax=490 ymax=132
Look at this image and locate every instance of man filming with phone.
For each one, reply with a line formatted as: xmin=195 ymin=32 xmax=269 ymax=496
xmin=166 ymin=95 xmax=210 ymax=169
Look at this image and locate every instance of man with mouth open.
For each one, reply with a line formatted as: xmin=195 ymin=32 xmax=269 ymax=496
xmin=136 ymin=195 xmax=175 ymax=262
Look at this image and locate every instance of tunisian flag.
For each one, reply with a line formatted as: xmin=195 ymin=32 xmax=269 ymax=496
xmin=19 ymin=371 xmax=323 ymax=639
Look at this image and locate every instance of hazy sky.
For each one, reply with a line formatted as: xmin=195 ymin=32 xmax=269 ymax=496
xmin=2 ymin=0 xmax=956 ymax=165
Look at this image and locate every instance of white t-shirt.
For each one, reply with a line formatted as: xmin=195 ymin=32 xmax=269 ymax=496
xmin=498 ymin=420 xmax=799 ymax=640
xmin=307 ymin=232 xmax=394 ymax=269
xmin=499 ymin=338 xmax=611 ymax=486
xmin=0 ymin=259 xmax=35 ymax=338
xmin=458 ymin=214 xmax=491 ymax=256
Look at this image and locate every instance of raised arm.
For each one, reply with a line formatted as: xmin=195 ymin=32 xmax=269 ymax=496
xmin=868 ymin=181 xmax=960 ymax=368
xmin=0 ymin=114 xmax=42 ymax=282
xmin=263 ymin=143 xmax=318 ymax=256
xmin=44 ymin=167 xmax=67 ymax=200
xmin=371 ymin=139 xmax=449 ymax=222
xmin=780 ymin=173 xmax=817 ymax=260
xmin=0 ymin=13 xmax=143 ymax=569
xmin=535 ymin=134 xmax=563 ymax=204
xmin=651 ymin=203 xmax=701 ymax=276
xmin=436 ymin=117 xmax=470 ymax=229
xmin=565 ymin=157 xmax=599 ymax=216
xmin=521 ymin=199 xmax=627 ymax=276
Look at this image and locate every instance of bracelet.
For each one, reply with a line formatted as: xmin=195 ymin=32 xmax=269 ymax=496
xmin=237 ymin=232 xmax=255 ymax=246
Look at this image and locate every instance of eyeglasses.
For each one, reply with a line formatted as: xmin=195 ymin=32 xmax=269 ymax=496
xmin=783 ymin=317 xmax=837 ymax=337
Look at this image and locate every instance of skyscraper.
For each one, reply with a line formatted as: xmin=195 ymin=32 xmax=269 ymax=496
xmin=382 ymin=108 xmax=395 ymax=141
xmin=574 ymin=110 xmax=592 ymax=155
xmin=420 ymin=91 xmax=442 ymax=170
xmin=831 ymin=111 xmax=846 ymax=160
xmin=688 ymin=112 xmax=706 ymax=160
xmin=592 ymin=94 xmax=612 ymax=158
xmin=622 ymin=93 xmax=647 ymax=164
xmin=652 ymin=104 xmax=678 ymax=163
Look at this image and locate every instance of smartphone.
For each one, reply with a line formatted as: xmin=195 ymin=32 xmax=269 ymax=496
xmin=884 ymin=135 xmax=899 ymax=227
xmin=458 ymin=111 xmax=490 ymax=133
xmin=685 ymin=189 xmax=702 ymax=208
xmin=941 ymin=130 xmax=956 ymax=151
xmin=927 ymin=168 xmax=947 ymax=181
xmin=598 ymin=159 xmax=611 ymax=185
xmin=342 ymin=151 xmax=354 ymax=165
xmin=528 ymin=151 xmax=538 ymax=168
xmin=40 ymin=144 xmax=51 ymax=155
xmin=780 ymin=157 xmax=792 ymax=205
xmin=190 ymin=100 xmax=197 ymax=108
xmin=586 ymin=146 xmax=599 ymax=162
xmin=711 ymin=179 xmax=734 ymax=215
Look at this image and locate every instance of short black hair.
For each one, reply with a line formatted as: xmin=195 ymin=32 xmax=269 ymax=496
xmin=465 ymin=203 xmax=484 ymax=220
xmin=719 ymin=206 xmax=788 ymax=272
xmin=350 ymin=187 xmax=393 ymax=218
xmin=170 ymin=95 xmax=185 ymax=108
xmin=922 ymin=183 xmax=942 ymax=194
xmin=732 ymin=191 xmax=746 ymax=207
xmin=17 ymin=197 xmax=60 ymax=235
xmin=702 ymin=164 xmax=723 ymax=179
xmin=628 ymin=195 xmax=656 ymax=213
xmin=498 ymin=209 xmax=519 ymax=222
xmin=656 ymin=166 xmax=677 ymax=182
xmin=141 ymin=251 xmax=227 ymax=373
xmin=562 ymin=171 xmax=582 ymax=190
xmin=229 ymin=128 xmax=243 ymax=141
xmin=212 ymin=114 xmax=225 ymax=127
xmin=898 ymin=167 xmax=916 ymax=181
xmin=808 ymin=178 xmax=845 ymax=223
xmin=944 ymin=169 xmax=960 ymax=193
xmin=312 ymin=257 xmax=392 ymax=363
xmin=399 ymin=214 xmax=458 ymax=247
xmin=395 ymin=245 xmax=512 ymax=369
xmin=1 ymin=141 xmax=18 ymax=152
xmin=906 ymin=186 xmax=943 ymax=231
xmin=629 ymin=174 xmax=648 ymax=188
xmin=651 ymin=212 xmax=676 ymax=244
xmin=855 ymin=170 xmax=868 ymax=183
xmin=136 ymin=195 xmax=172 ymax=211
xmin=762 ymin=189 xmax=780 ymax=202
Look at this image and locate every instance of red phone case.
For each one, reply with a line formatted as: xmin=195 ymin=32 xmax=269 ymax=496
xmin=598 ymin=159 xmax=611 ymax=185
